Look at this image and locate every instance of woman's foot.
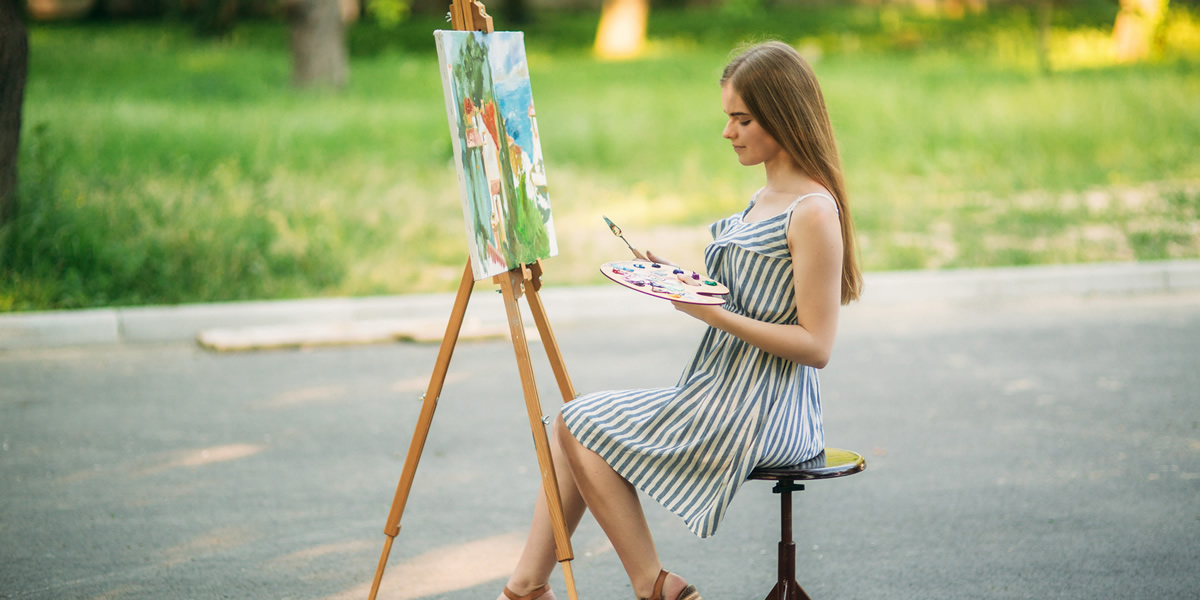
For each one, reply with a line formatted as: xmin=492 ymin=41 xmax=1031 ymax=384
xmin=498 ymin=583 xmax=555 ymax=600
xmin=637 ymin=570 xmax=701 ymax=600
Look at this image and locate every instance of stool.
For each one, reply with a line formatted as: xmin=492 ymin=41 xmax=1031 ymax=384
xmin=748 ymin=448 xmax=866 ymax=600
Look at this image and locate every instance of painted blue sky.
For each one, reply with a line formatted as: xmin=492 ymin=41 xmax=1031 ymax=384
xmin=436 ymin=30 xmax=540 ymax=166
xmin=485 ymin=33 xmax=537 ymax=159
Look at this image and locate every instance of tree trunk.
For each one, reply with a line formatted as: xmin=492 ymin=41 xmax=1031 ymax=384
xmin=0 ymin=0 xmax=29 ymax=226
xmin=284 ymin=0 xmax=348 ymax=89
xmin=594 ymin=0 xmax=648 ymax=60
xmin=1113 ymin=0 xmax=1169 ymax=62
xmin=1036 ymin=0 xmax=1053 ymax=74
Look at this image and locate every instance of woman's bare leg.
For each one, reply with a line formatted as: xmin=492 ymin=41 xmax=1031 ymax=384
xmin=503 ymin=422 xmax=588 ymax=596
xmin=552 ymin=416 xmax=691 ymax=600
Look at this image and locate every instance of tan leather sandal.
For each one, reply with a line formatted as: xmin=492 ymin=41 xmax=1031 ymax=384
xmin=503 ymin=584 xmax=555 ymax=600
xmin=638 ymin=570 xmax=701 ymax=600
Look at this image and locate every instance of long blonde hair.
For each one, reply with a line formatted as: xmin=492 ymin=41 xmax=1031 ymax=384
xmin=721 ymin=41 xmax=862 ymax=304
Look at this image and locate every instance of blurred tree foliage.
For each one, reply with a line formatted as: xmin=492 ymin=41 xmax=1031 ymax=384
xmin=366 ymin=0 xmax=410 ymax=27
xmin=33 ymin=0 xmax=1200 ymax=39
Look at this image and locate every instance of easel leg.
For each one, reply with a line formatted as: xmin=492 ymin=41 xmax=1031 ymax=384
xmin=497 ymin=266 xmax=580 ymax=600
xmin=368 ymin=261 xmax=476 ymax=600
xmin=524 ymin=261 xmax=578 ymax=404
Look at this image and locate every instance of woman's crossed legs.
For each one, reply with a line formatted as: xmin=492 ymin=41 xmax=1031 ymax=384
xmin=499 ymin=415 xmax=693 ymax=600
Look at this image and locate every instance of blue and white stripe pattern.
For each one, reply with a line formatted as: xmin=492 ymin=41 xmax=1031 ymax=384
xmin=561 ymin=193 xmax=828 ymax=538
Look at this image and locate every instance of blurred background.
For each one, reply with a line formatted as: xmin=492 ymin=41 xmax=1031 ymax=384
xmin=1 ymin=0 xmax=1197 ymax=311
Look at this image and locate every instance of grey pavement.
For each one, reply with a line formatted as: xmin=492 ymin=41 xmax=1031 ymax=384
xmin=1 ymin=261 xmax=1199 ymax=600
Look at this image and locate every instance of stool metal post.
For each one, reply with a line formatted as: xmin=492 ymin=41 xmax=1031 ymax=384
xmin=769 ymin=479 xmax=811 ymax=600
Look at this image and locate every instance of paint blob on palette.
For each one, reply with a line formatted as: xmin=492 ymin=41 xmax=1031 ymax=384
xmin=600 ymin=261 xmax=729 ymax=305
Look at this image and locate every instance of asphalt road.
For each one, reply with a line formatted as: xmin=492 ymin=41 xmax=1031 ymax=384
xmin=2 ymin=291 xmax=1199 ymax=600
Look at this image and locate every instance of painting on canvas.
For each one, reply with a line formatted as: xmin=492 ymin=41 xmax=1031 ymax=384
xmin=434 ymin=30 xmax=558 ymax=281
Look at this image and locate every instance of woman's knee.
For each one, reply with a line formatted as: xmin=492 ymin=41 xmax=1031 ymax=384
xmin=552 ymin=414 xmax=577 ymax=453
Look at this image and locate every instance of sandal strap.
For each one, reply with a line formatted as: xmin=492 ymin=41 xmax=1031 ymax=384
xmin=504 ymin=584 xmax=550 ymax=600
xmin=638 ymin=570 xmax=669 ymax=600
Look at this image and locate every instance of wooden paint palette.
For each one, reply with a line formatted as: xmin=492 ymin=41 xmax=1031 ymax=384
xmin=600 ymin=260 xmax=729 ymax=305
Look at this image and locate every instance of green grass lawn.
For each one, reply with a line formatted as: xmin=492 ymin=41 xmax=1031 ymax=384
xmin=3 ymin=5 xmax=1199 ymax=310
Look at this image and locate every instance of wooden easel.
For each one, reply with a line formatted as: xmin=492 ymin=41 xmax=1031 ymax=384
xmin=367 ymin=3 xmax=580 ymax=599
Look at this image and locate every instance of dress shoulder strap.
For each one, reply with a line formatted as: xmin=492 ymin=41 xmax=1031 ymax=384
xmin=750 ymin=187 xmax=766 ymax=206
xmin=740 ymin=187 xmax=767 ymax=218
xmin=785 ymin=192 xmax=839 ymax=215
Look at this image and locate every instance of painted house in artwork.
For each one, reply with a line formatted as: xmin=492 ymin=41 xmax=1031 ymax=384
xmin=434 ymin=30 xmax=558 ymax=281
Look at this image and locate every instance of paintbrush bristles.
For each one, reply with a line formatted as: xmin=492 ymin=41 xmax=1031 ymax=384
xmin=603 ymin=215 xmax=622 ymax=236
xmin=602 ymin=215 xmax=640 ymax=257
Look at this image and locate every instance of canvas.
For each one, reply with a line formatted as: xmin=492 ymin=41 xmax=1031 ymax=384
xmin=434 ymin=30 xmax=558 ymax=281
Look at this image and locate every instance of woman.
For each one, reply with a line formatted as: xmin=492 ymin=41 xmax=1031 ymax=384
xmin=498 ymin=40 xmax=862 ymax=600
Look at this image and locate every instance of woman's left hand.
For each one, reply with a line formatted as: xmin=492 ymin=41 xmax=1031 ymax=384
xmin=671 ymin=300 xmax=725 ymax=326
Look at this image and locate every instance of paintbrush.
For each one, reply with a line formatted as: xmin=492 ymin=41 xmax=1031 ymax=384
xmin=603 ymin=215 xmax=641 ymax=259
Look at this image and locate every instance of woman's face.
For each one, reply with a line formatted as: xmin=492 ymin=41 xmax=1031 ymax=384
xmin=721 ymin=83 xmax=787 ymax=167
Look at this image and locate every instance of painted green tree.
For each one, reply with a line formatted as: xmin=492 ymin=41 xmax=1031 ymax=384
xmin=451 ymin=33 xmax=498 ymax=271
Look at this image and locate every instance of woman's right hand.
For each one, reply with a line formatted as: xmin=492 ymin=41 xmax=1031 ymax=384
xmin=635 ymin=248 xmax=676 ymax=267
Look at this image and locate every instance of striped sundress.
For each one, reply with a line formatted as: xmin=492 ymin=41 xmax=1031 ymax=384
xmin=561 ymin=191 xmax=833 ymax=538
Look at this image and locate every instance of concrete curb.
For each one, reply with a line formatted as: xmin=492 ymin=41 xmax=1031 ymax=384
xmin=2 ymin=260 xmax=1198 ymax=351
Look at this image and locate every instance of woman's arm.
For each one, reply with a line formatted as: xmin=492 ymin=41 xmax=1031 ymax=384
xmin=671 ymin=200 xmax=844 ymax=368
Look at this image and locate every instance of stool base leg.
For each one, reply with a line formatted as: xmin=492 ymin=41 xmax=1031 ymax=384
xmin=764 ymin=539 xmax=812 ymax=600
xmin=765 ymin=580 xmax=813 ymax=600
